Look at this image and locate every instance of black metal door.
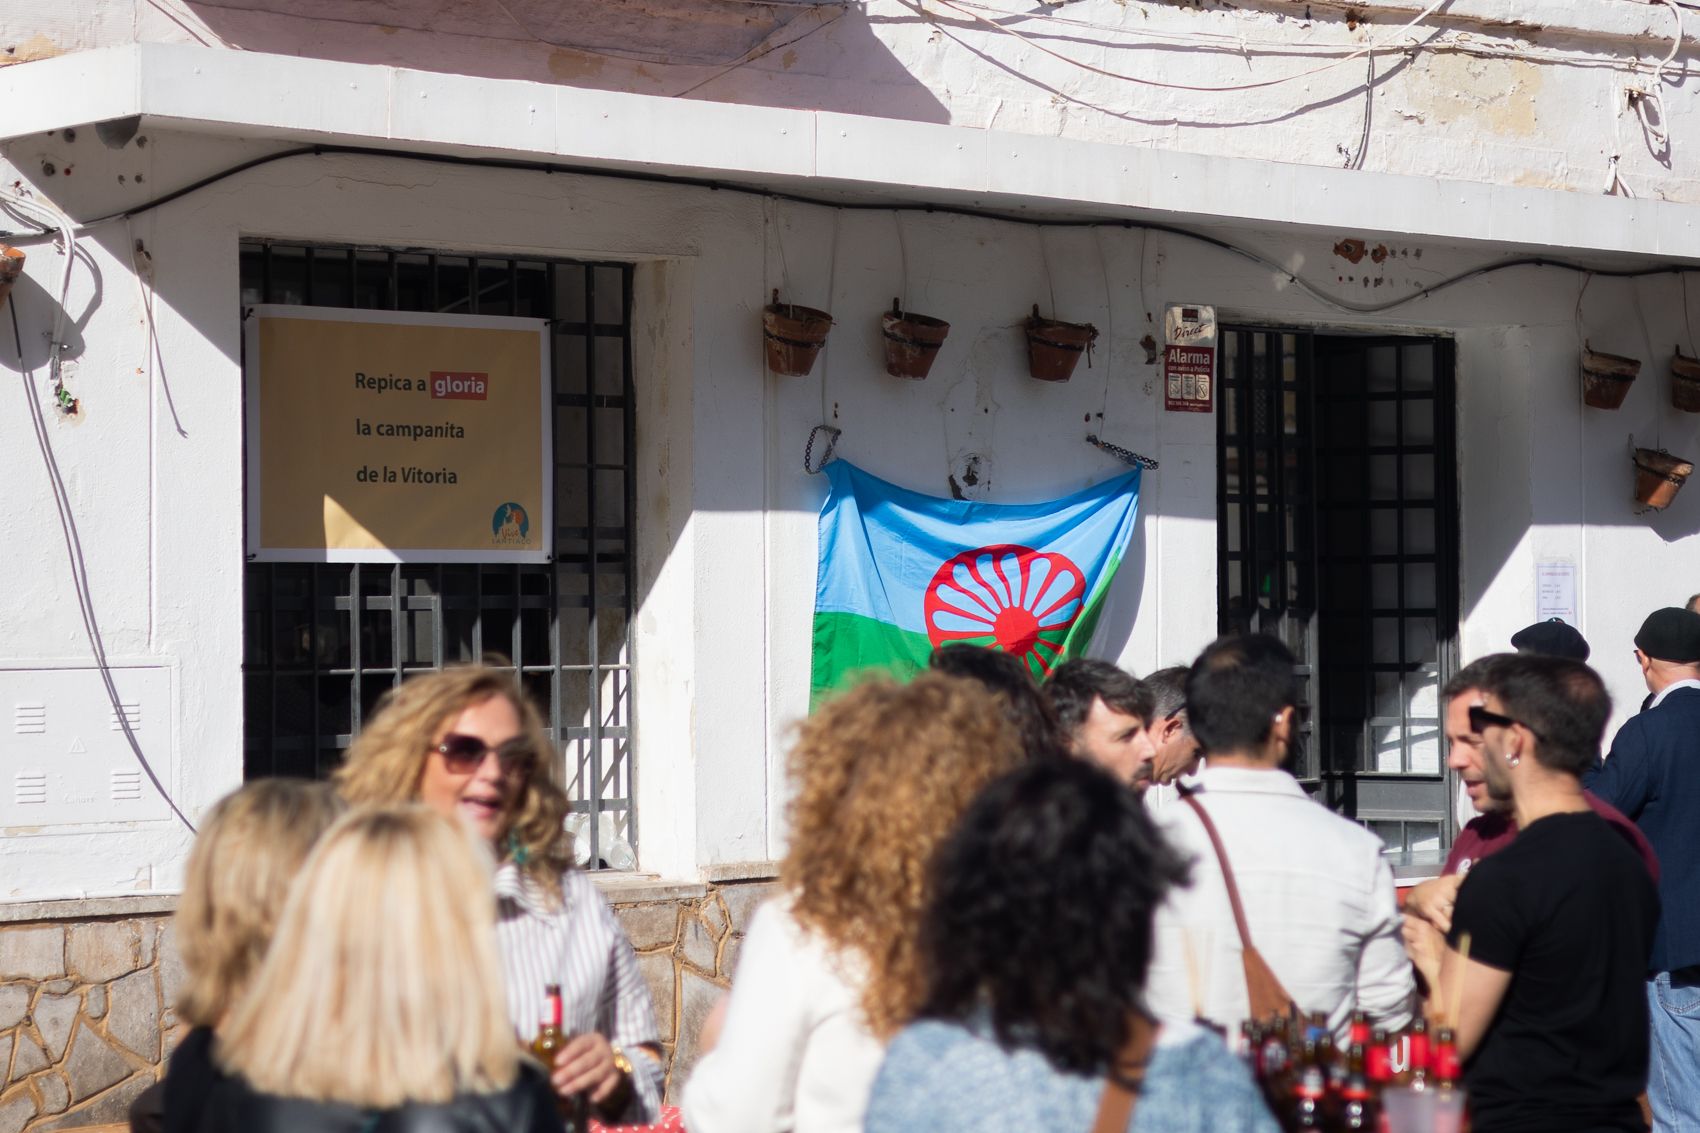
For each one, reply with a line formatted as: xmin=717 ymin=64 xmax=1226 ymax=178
xmin=1220 ymin=329 xmax=1459 ymax=852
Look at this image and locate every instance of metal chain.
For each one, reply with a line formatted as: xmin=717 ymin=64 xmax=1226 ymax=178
xmin=1086 ymin=433 xmax=1159 ymax=470
xmin=804 ymin=424 xmax=842 ymax=474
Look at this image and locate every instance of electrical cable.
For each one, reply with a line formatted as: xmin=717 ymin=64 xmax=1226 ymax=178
xmin=1 ymin=190 xmax=78 ymax=385
xmin=1631 ymin=0 xmax=1683 ymax=154
xmin=921 ymin=0 xmax=1450 ymax=94
xmin=12 ymin=143 xmax=1700 ymax=323
xmin=7 ymin=298 xmax=196 ymax=835
xmin=673 ymin=4 xmax=847 ymax=97
xmin=142 ymin=0 xmax=226 ymax=48
xmin=908 ymin=0 xmax=1678 ymax=121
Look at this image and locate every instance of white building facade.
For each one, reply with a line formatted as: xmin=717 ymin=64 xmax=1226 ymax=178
xmin=1 ymin=0 xmax=1698 ymax=1121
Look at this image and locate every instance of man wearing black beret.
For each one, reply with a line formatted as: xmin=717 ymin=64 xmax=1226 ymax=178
xmin=1510 ymin=617 xmax=1591 ymax=661
xmin=1585 ymin=607 xmax=1700 ymax=1132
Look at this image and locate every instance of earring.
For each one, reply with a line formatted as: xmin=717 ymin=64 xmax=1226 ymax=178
xmin=1507 ymin=755 xmax=1521 ymax=768
xmin=506 ymin=829 xmax=530 ymax=866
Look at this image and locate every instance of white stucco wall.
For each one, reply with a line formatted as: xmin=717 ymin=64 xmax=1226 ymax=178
xmin=3 ymin=130 xmax=1699 ymax=899
xmin=3 ymin=0 xmax=1695 ymax=203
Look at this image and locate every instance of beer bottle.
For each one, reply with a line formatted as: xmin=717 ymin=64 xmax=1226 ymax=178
xmin=1317 ymin=1028 xmax=1345 ymax=1102
xmin=1433 ymin=1026 xmax=1462 ymax=1091
xmin=532 ymin=985 xmax=587 ymax=1132
xmin=1406 ymin=1017 xmax=1431 ymax=1092
xmin=1366 ymin=1027 xmax=1394 ymax=1090
xmin=1348 ymin=1009 xmax=1372 ymax=1048
xmin=1289 ymin=1038 xmax=1331 ymax=1130
xmin=1339 ymin=1040 xmax=1381 ymax=1132
xmin=1240 ymin=1022 xmax=1263 ymax=1095
xmin=1257 ymin=1019 xmax=1293 ymax=1113
xmin=531 ymin=984 xmax=567 ymax=1062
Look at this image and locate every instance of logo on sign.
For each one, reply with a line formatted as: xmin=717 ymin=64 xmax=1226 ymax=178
xmin=431 ymin=371 xmax=489 ymax=400
xmin=491 ymin=503 xmax=530 ymax=544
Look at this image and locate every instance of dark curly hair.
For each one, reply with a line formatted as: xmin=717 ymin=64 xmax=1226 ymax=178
xmin=928 ymin=644 xmax=1066 ymax=759
xmin=917 ymin=758 xmax=1190 ymax=1076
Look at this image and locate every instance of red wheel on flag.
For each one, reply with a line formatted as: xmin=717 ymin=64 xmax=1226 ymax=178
xmin=923 ymin=544 xmax=1085 ymax=678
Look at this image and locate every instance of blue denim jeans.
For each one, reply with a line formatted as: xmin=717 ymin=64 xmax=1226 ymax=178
xmin=1647 ymin=969 xmax=1700 ymax=1131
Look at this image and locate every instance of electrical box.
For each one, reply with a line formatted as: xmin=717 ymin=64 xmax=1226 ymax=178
xmin=1 ymin=665 xmax=175 ymax=830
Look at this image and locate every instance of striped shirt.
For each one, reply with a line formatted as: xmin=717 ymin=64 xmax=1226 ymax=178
xmin=494 ymin=862 xmax=663 ymax=1122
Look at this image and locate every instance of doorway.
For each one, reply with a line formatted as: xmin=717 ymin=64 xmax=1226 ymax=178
xmin=1216 ymin=328 xmax=1460 ymax=853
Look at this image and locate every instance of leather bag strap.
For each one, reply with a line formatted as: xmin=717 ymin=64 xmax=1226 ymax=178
xmin=1090 ymin=1015 xmax=1158 ymax=1133
xmin=1177 ymin=783 xmax=1256 ymax=951
xmin=1176 ymin=784 xmax=1298 ymax=1023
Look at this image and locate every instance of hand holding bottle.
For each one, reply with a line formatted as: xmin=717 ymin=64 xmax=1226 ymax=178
xmin=548 ymin=1032 xmax=626 ymax=1105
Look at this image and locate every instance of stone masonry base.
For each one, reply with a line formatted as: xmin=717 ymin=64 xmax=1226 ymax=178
xmin=0 ymin=876 xmax=778 ymax=1132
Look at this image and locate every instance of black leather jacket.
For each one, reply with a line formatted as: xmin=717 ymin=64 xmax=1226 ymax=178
xmin=192 ymin=1064 xmax=570 ymax=1133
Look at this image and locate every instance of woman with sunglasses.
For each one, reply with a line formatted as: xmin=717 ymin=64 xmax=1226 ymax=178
xmin=336 ymin=665 xmax=662 ymax=1123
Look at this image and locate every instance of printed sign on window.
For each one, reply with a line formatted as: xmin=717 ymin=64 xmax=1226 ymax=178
xmin=1163 ymin=304 xmax=1217 ymax=413
xmin=244 ymin=306 xmax=552 ymax=563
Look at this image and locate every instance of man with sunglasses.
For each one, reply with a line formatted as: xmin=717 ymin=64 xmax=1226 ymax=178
xmin=1400 ymin=660 xmax=1656 ymax=947
xmin=1583 ymin=607 xmax=1700 ymax=1132
xmin=1412 ymin=654 xmax=1658 ymax=1133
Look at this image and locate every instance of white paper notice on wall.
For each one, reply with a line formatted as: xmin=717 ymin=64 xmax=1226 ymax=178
xmin=1536 ymin=561 xmax=1578 ymax=624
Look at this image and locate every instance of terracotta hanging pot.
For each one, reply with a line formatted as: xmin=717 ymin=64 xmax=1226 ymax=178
xmin=0 ymin=245 xmax=24 ymax=308
xmin=1671 ymin=351 xmax=1700 ymax=413
xmin=1025 ymin=305 xmax=1099 ymax=383
xmin=881 ymin=299 xmax=950 ymax=380
xmin=1581 ymin=343 xmax=1639 ymax=410
xmin=1633 ymin=447 xmax=1694 ymax=511
xmin=762 ymin=289 xmax=833 ymax=377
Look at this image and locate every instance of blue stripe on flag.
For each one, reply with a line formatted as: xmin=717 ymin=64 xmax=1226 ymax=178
xmin=815 ymin=461 xmax=1142 ymax=639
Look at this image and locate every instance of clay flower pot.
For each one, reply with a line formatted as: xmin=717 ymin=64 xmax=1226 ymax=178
xmin=762 ymin=289 xmax=833 ymax=377
xmin=881 ymin=299 xmax=950 ymax=380
xmin=1671 ymin=351 xmax=1700 ymax=413
xmin=1581 ymin=343 xmax=1640 ymax=409
xmin=1633 ymin=447 xmax=1694 ymax=511
xmin=1025 ymin=305 xmax=1099 ymax=383
xmin=0 ymin=245 xmax=24 ymax=308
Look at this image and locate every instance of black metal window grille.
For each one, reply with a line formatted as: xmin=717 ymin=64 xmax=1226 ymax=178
xmin=238 ymin=243 xmax=637 ymax=868
xmin=1219 ymin=329 xmax=1460 ymax=854
xmin=1218 ymin=331 xmax=1319 ymax=780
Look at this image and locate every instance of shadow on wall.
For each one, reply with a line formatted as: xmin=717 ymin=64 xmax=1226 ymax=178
xmin=181 ymin=0 xmax=951 ymax=122
xmin=3 ymin=247 xmax=99 ymax=373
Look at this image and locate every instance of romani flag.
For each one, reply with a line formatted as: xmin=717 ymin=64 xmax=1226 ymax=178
xmin=810 ymin=460 xmax=1143 ymax=706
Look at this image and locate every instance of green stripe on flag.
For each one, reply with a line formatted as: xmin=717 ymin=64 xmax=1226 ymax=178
xmin=1059 ymin=546 xmax=1124 ymax=660
xmin=810 ymin=611 xmax=937 ymax=708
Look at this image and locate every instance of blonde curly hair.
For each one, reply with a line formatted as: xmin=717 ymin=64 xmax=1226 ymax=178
xmin=333 ymin=665 xmax=574 ymax=901
xmin=781 ymin=672 xmax=1024 ymax=1039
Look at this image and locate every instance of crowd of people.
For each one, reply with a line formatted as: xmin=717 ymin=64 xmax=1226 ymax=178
xmin=130 ymin=601 xmax=1700 ymax=1133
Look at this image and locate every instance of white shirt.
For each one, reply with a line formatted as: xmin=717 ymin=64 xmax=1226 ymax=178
xmin=682 ymin=899 xmax=886 ymax=1133
xmin=494 ymin=863 xmax=663 ymax=1122
xmin=1649 ymin=677 xmax=1700 ymax=709
xmin=1145 ymin=766 xmax=1415 ymax=1044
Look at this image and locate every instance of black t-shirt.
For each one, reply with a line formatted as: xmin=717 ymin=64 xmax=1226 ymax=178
xmin=1448 ymin=810 xmax=1659 ymax=1133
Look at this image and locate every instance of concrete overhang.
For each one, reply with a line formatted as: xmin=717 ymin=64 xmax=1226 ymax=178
xmin=0 ymin=42 xmax=1694 ymax=268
